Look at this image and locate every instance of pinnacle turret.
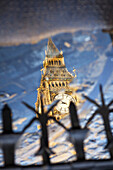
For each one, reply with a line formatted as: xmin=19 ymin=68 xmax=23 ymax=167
xmin=46 ymin=38 xmax=60 ymax=57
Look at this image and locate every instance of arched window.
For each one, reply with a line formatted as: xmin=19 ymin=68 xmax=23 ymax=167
xmin=59 ymin=83 xmax=61 ymax=87
xmin=62 ymin=82 xmax=65 ymax=86
xmin=63 ymin=70 xmax=65 ymax=73
xmin=43 ymin=82 xmax=45 ymax=88
xmin=52 ymin=83 xmax=54 ymax=87
xmin=49 ymin=61 xmax=53 ymax=65
xmin=59 ymin=60 xmax=61 ymax=65
xmin=54 ymin=60 xmax=58 ymax=65
xmin=55 ymin=83 xmax=58 ymax=87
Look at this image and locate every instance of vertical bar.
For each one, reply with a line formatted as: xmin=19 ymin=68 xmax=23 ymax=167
xmin=42 ymin=123 xmax=50 ymax=165
xmin=3 ymin=144 xmax=15 ymax=166
xmin=74 ymin=141 xmax=85 ymax=160
xmin=69 ymin=102 xmax=80 ymax=129
xmin=2 ymin=104 xmax=12 ymax=134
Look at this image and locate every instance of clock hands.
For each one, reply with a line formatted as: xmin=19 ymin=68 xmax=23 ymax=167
xmin=55 ymin=94 xmax=76 ymax=114
xmin=61 ymin=101 xmax=67 ymax=104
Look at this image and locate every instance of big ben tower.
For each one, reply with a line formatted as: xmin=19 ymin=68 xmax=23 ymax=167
xmin=35 ymin=38 xmax=77 ymax=116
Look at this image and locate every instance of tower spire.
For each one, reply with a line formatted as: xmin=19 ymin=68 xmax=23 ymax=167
xmin=46 ymin=38 xmax=60 ymax=57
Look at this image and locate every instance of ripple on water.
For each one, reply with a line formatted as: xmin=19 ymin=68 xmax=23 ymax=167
xmin=0 ymin=29 xmax=113 ymax=165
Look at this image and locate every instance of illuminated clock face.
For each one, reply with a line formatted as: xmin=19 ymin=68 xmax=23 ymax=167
xmin=54 ymin=93 xmax=75 ymax=114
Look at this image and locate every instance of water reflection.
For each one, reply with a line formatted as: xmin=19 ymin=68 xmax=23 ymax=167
xmin=0 ymin=29 xmax=113 ymax=165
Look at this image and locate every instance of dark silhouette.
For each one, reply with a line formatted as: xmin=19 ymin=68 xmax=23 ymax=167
xmin=83 ymin=85 xmax=113 ymax=158
xmin=0 ymin=104 xmax=21 ymax=167
xmin=22 ymin=94 xmax=67 ymax=165
xmin=2 ymin=104 xmax=13 ymax=134
xmin=68 ymin=102 xmax=88 ymax=160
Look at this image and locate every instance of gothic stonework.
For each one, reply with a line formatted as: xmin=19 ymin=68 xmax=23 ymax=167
xmin=35 ymin=38 xmax=77 ymax=116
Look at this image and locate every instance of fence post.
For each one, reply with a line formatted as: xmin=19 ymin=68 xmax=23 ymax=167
xmin=0 ymin=104 xmax=21 ymax=167
xmin=68 ymin=102 xmax=88 ymax=160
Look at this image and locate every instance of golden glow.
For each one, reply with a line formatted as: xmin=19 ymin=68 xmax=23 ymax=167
xmin=40 ymin=67 xmax=44 ymax=72
xmin=60 ymin=50 xmax=63 ymax=55
xmin=45 ymin=50 xmax=47 ymax=55
xmin=73 ymin=67 xmax=77 ymax=78
xmin=70 ymin=150 xmax=76 ymax=155
xmin=35 ymin=38 xmax=80 ymax=120
xmin=64 ymin=42 xmax=71 ymax=48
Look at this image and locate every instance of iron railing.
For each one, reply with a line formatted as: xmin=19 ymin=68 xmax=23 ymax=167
xmin=0 ymin=85 xmax=113 ymax=169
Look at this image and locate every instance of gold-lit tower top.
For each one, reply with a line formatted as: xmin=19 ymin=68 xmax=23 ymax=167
xmin=36 ymin=38 xmax=76 ymax=115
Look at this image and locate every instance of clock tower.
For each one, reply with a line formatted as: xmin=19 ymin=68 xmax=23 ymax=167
xmin=35 ymin=38 xmax=77 ymax=117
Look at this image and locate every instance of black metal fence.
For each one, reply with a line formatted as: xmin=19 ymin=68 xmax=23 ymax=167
xmin=0 ymin=85 xmax=113 ymax=169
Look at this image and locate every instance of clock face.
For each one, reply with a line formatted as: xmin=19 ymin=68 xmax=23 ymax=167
xmin=54 ymin=93 xmax=75 ymax=114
